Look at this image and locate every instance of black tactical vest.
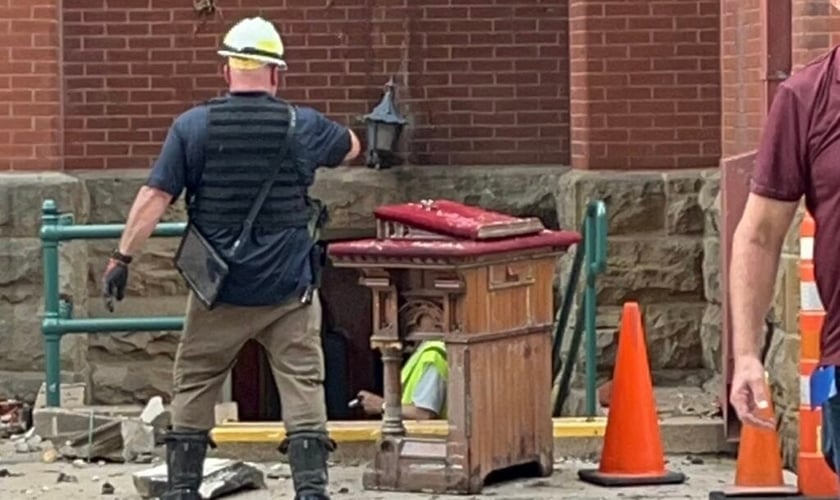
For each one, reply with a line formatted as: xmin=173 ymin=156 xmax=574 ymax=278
xmin=189 ymin=94 xmax=311 ymax=231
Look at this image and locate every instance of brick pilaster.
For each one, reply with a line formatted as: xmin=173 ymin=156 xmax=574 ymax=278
xmin=0 ymin=0 xmax=62 ymax=171
xmin=569 ymin=0 xmax=720 ymax=170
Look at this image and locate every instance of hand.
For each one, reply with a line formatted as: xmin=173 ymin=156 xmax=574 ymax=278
xmin=356 ymin=390 xmax=384 ymax=416
xmin=729 ymin=355 xmax=775 ymax=429
xmin=102 ymin=259 xmax=129 ymax=312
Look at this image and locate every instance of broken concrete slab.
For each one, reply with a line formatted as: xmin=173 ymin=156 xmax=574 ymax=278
xmin=139 ymin=396 xmax=169 ymax=429
xmin=58 ymin=417 xmax=156 ymax=463
xmin=266 ymin=463 xmax=290 ymax=480
xmin=120 ymin=418 xmax=155 ymax=463
xmin=132 ymin=458 xmax=266 ymax=499
xmin=33 ymin=407 xmax=118 ymax=442
xmin=214 ymin=402 xmax=238 ymax=425
xmin=34 ymin=383 xmax=86 ymax=409
xmin=139 ymin=396 xmax=170 ymax=445
xmin=59 ymin=420 xmax=124 ymax=461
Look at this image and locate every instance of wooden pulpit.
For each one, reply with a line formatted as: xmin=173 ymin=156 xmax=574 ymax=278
xmin=327 ymin=199 xmax=581 ymax=495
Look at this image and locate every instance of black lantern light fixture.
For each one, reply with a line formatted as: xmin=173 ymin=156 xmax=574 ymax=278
xmin=363 ymin=77 xmax=406 ymax=169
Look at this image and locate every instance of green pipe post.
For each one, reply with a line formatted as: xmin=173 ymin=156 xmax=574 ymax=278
xmin=40 ymin=200 xmax=62 ymax=407
xmin=590 ymin=201 xmax=608 ymax=274
xmin=583 ymin=201 xmax=608 ymax=418
xmin=583 ymin=213 xmax=597 ymax=417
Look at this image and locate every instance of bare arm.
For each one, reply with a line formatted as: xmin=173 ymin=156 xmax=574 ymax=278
xmin=729 ymin=193 xmax=799 ymax=360
xmin=117 ymin=186 xmax=174 ymax=257
xmin=355 ymin=391 xmax=438 ymax=420
xmin=345 ymin=129 xmax=361 ymax=162
xmin=401 ymin=404 xmax=437 ymax=420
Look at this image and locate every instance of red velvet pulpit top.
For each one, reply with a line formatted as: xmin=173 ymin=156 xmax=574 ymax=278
xmin=327 ymin=199 xmax=582 ymax=259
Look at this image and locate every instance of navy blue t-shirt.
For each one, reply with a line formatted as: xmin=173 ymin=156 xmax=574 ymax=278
xmin=146 ymin=92 xmax=351 ymax=306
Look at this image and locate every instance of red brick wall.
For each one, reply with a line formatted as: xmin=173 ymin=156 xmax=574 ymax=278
xmin=61 ymin=0 xmax=569 ymax=170
xmin=0 ymin=0 xmax=62 ymax=171
xmin=792 ymin=0 xmax=840 ymax=70
xmin=569 ymin=0 xmax=720 ymax=170
xmin=720 ymin=0 xmax=762 ymax=157
xmin=719 ymin=0 xmax=840 ymax=159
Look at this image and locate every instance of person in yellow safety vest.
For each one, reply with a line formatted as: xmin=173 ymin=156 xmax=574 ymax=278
xmin=356 ymin=338 xmax=448 ymax=420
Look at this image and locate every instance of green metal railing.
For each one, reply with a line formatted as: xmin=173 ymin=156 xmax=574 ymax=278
xmin=39 ymin=199 xmax=187 ymax=407
xmin=551 ymin=200 xmax=608 ymax=418
xmin=40 ymin=197 xmax=607 ymax=412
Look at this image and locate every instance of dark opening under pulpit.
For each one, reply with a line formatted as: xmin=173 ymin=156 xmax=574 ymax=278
xmin=327 ymin=199 xmax=581 ymax=495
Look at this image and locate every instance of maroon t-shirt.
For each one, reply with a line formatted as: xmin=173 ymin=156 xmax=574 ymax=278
xmin=752 ymin=46 xmax=840 ymax=365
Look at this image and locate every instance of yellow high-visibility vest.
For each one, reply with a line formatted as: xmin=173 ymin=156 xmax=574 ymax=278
xmin=400 ymin=340 xmax=448 ymax=418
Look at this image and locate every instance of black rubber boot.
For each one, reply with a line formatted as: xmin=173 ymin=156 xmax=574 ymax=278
xmin=279 ymin=431 xmax=337 ymax=500
xmin=160 ymin=429 xmax=208 ymax=500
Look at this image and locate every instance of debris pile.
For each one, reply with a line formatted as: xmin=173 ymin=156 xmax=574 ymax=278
xmin=1 ymin=393 xmax=265 ymax=499
xmin=10 ymin=427 xmax=43 ymax=454
xmin=0 ymin=399 xmax=31 ymax=437
xmin=30 ymin=396 xmax=170 ymax=464
xmin=133 ymin=458 xmax=266 ymax=499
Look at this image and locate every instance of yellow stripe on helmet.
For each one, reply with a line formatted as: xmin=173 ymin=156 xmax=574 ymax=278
xmin=227 ymin=57 xmax=266 ymax=71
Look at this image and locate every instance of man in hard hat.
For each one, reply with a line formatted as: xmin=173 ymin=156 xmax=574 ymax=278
xmin=728 ymin=0 xmax=840 ymax=480
xmin=100 ymin=17 xmax=360 ymax=500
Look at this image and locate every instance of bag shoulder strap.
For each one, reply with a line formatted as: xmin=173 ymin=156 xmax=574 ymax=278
xmin=231 ymin=104 xmax=298 ymax=252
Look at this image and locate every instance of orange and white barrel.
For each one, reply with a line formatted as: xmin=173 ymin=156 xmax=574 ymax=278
xmin=798 ymin=212 xmax=839 ymax=496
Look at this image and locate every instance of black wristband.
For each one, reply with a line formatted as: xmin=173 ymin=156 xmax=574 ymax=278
xmin=111 ymin=249 xmax=133 ymax=265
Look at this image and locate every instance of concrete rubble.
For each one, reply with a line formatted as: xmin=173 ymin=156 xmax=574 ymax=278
xmin=31 ymin=397 xmax=170 ymax=463
xmin=0 ymin=446 xmax=769 ymax=500
xmin=214 ymin=402 xmax=239 ymax=425
xmin=0 ymin=398 xmax=268 ymax=499
xmin=132 ymin=458 xmax=266 ymax=499
xmin=266 ymin=462 xmax=291 ymax=480
xmin=11 ymin=428 xmax=44 ymax=453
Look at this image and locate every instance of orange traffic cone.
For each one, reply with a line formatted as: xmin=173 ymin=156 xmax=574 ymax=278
xmin=708 ymin=375 xmax=799 ymax=499
xmin=578 ymin=302 xmax=686 ymax=487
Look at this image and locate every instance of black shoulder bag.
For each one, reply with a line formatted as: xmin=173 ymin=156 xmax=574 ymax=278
xmin=174 ymin=106 xmax=298 ymax=310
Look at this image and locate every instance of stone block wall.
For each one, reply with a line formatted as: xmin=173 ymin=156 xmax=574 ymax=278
xmin=555 ymin=169 xmax=721 ymax=384
xmin=0 ymin=173 xmax=90 ymax=401
xmin=0 ymin=166 xmax=726 ymax=410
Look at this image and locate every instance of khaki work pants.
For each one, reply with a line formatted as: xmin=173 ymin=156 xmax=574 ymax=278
xmin=170 ymin=292 xmax=326 ymax=432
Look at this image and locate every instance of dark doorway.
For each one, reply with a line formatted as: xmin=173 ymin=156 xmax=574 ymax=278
xmin=231 ymin=256 xmax=381 ymax=421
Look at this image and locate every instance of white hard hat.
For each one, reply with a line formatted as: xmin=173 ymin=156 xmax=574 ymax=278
xmin=217 ymin=17 xmax=287 ymax=70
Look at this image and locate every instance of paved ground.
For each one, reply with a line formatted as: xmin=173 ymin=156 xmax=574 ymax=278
xmin=0 ymin=444 xmax=787 ymax=500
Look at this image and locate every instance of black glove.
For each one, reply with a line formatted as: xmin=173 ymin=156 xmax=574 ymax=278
xmin=103 ymin=262 xmax=129 ymax=312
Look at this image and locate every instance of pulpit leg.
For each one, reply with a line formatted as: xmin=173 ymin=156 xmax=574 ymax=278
xmin=380 ymin=346 xmax=406 ymax=436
